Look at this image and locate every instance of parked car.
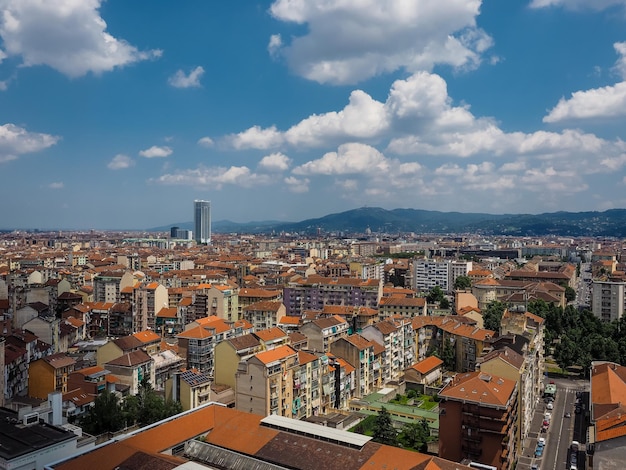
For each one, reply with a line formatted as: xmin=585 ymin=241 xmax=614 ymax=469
xmin=535 ymin=444 xmax=545 ymax=457
xmin=546 ymin=402 xmax=554 ymax=410
xmin=564 ymin=411 xmax=571 ymax=418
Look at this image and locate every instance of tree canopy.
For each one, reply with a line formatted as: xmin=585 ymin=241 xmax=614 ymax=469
xmin=372 ymin=407 xmax=397 ymax=446
xmin=453 ymin=275 xmax=472 ymax=290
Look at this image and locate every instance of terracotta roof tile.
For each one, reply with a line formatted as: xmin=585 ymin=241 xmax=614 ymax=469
xmin=409 ymin=356 xmax=444 ymax=375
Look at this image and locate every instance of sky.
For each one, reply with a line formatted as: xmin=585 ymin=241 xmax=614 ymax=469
xmin=1 ymin=0 xmax=626 ymax=230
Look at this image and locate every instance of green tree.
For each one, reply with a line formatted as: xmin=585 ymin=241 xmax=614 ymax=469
xmin=399 ymin=419 xmax=430 ymax=452
xmin=426 ymin=286 xmax=445 ymax=304
xmin=80 ymin=391 xmax=124 ymax=435
xmin=441 ymin=339 xmax=456 ymax=371
xmin=439 ymin=297 xmax=450 ymax=310
xmin=372 ymin=406 xmax=397 ymax=446
xmin=453 ymin=275 xmax=472 ymax=291
xmin=483 ymin=301 xmax=506 ymax=332
xmin=564 ymin=286 xmax=576 ymax=303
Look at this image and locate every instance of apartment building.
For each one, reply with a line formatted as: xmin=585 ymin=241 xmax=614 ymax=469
xmin=299 ymin=315 xmax=350 ymax=353
xmin=92 ymin=270 xmax=135 ymax=304
xmin=166 ymin=369 xmax=212 ymax=411
xmin=28 ymin=353 xmax=77 ymax=399
xmin=412 ymin=315 xmax=494 ymax=372
xmin=283 ymin=276 xmax=381 ymax=316
xmin=242 ymin=300 xmax=286 ymax=330
xmin=378 ymin=295 xmax=427 ymax=319
xmin=591 ymin=279 xmax=625 ymax=322
xmin=413 ymin=259 xmax=472 ymax=293
xmin=439 ymin=371 xmax=518 ymax=470
xmin=104 ymin=350 xmax=154 ymax=395
xmin=330 ymin=334 xmax=374 ymax=398
xmin=134 ymin=281 xmax=168 ymax=331
xmin=499 ymin=309 xmax=545 ymax=404
xmin=361 ymin=318 xmax=415 ymax=384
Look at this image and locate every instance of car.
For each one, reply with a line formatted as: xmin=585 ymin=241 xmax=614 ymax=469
xmin=531 ymin=465 xmax=540 ymax=470
xmin=538 ymin=437 xmax=546 ymax=445
xmin=565 ymin=411 xmax=571 ymax=418
xmin=575 ymin=406 xmax=582 ymax=414
xmin=546 ymin=402 xmax=554 ymax=410
xmin=535 ymin=445 xmax=544 ymax=457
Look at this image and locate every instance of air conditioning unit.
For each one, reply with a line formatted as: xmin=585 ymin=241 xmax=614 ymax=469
xmin=23 ymin=412 xmax=39 ymax=426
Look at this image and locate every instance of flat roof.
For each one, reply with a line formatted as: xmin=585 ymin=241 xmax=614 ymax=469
xmin=260 ymin=414 xmax=372 ymax=448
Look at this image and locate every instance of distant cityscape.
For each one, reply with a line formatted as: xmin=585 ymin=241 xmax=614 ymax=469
xmin=1 ymin=205 xmax=625 ymax=470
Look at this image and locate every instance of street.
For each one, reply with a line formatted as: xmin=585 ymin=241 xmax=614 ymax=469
xmin=517 ymin=377 xmax=588 ymax=470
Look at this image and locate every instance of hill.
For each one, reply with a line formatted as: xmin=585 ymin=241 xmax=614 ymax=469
xmin=154 ymin=207 xmax=626 ymax=237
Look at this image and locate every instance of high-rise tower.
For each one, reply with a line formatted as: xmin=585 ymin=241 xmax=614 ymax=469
xmin=194 ymin=200 xmax=211 ymax=244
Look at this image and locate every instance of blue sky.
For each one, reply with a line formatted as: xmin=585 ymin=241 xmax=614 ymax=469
xmin=1 ymin=0 xmax=626 ymax=230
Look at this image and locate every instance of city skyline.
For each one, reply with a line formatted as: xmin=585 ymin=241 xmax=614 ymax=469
xmin=1 ymin=1 xmax=626 ymax=230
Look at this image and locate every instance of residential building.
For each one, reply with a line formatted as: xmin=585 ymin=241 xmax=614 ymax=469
xmin=299 ymin=315 xmax=350 ymax=353
xmin=166 ymin=369 xmax=212 ymax=411
xmin=28 ymin=353 xmax=77 ymax=400
xmin=378 ymin=296 xmax=427 ymax=319
xmin=213 ymin=333 xmax=263 ymax=390
xmin=283 ymin=276 xmax=381 ymax=317
xmin=439 ymin=371 xmax=518 ymax=470
xmin=206 ymin=284 xmax=239 ymax=322
xmin=92 ymin=270 xmax=135 ymax=304
xmin=104 ymin=350 xmax=154 ymax=395
xmin=361 ymin=318 xmax=415 ymax=384
xmin=589 ymin=361 xmax=626 ymax=467
xmin=330 ymin=334 xmax=374 ymax=398
xmin=243 ymin=300 xmax=285 ymax=330
xmin=404 ymin=356 xmax=444 ymax=390
xmin=134 ymin=281 xmax=168 ymax=332
xmin=591 ymin=279 xmax=625 ymax=322
xmin=413 ymin=259 xmax=472 ymax=293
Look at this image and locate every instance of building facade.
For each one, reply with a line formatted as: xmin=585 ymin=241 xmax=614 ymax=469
xmin=194 ymin=200 xmax=211 ymax=245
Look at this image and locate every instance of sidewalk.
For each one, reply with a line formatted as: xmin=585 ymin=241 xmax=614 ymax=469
xmin=517 ymin=397 xmax=550 ymax=470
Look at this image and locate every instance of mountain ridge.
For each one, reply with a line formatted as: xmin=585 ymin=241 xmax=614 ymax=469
xmin=151 ymin=207 xmax=626 ymax=237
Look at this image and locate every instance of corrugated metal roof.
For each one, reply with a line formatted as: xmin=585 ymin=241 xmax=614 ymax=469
xmin=260 ymin=415 xmax=371 ymax=448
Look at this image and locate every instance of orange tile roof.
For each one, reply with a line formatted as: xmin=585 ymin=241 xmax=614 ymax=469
xmin=177 ymin=325 xmax=214 ymax=339
xmin=133 ymin=330 xmax=161 ymax=343
xmin=157 ymin=307 xmax=178 ymax=318
xmin=254 ymin=327 xmax=287 ymax=342
xmin=279 ymin=316 xmax=301 ymax=325
xmin=440 ymin=371 xmax=516 ymax=407
xmin=254 ymin=344 xmax=297 ymax=365
xmin=410 ymin=356 xmax=444 ymax=375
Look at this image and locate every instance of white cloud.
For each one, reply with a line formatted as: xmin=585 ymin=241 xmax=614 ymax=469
xmin=268 ymin=0 xmax=492 ymax=84
xmin=284 ymin=176 xmax=309 ymax=193
xmin=0 ymin=0 xmax=161 ymax=78
xmin=197 ymin=136 xmax=214 ymax=147
xmin=226 ymin=125 xmax=284 ymax=150
xmin=108 ymin=154 xmax=134 ymax=170
xmin=259 ymin=152 xmax=291 ymax=171
xmin=268 ymin=34 xmax=282 ymax=58
xmin=529 ymin=0 xmax=626 ymax=10
xmin=293 ymin=143 xmax=390 ymax=175
xmin=544 ymin=43 xmax=626 ymax=122
xmin=613 ymin=42 xmax=626 ymax=80
xmin=139 ymin=145 xmax=172 ymax=158
xmin=153 ymin=166 xmax=271 ymax=190
xmin=48 ymin=182 xmax=64 ymax=189
xmin=0 ymin=123 xmax=59 ymax=162
xmin=168 ymin=66 xmax=205 ymax=88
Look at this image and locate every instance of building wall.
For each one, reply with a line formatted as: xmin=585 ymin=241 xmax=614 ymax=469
xmin=28 ymin=361 xmax=55 ymax=400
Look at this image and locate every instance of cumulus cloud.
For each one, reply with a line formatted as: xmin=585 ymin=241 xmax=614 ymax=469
xmin=268 ymin=0 xmax=492 ymax=84
xmin=139 ymin=145 xmax=172 ymax=158
xmin=197 ymin=137 xmax=214 ymax=147
xmin=0 ymin=123 xmax=59 ymax=163
xmin=0 ymin=0 xmax=162 ymax=77
xmin=48 ymin=182 xmax=64 ymax=189
xmin=168 ymin=66 xmax=205 ymax=88
xmin=293 ymin=143 xmax=390 ymax=175
xmin=544 ymin=43 xmax=626 ymax=122
xmin=153 ymin=166 xmax=271 ymax=190
xmin=284 ymin=176 xmax=309 ymax=193
xmin=259 ymin=152 xmax=291 ymax=171
xmin=108 ymin=154 xmax=134 ymax=170
xmin=226 ymin=125 xmax=284 ymax=150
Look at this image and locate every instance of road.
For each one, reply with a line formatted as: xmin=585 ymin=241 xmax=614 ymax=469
xmin=518 ymin=378 xmax=588 ymax=470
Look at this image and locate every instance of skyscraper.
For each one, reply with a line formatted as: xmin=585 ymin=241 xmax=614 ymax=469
xmin=194 ymin=200 xmax=211 ymax=244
